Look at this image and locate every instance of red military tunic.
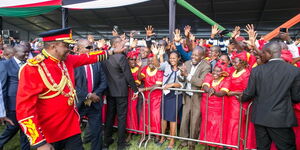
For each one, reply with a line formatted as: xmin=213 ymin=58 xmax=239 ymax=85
xmin=126 ymin=66 xmax=141 ymax=133
xmin=16 ymin=49 xmax=108 ymax=147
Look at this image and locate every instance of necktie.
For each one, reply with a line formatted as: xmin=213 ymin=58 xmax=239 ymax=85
xmin=86 ymin=65 xmax=92 ymax=93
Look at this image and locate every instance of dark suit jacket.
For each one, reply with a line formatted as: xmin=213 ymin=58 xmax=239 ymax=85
xmin=2 ymin=58 xmax=21 ymax=111
xmin=102 ymin=53 xmax=138 ymax=97
xmin=242 ymin=60 xmax=300 ymax=128
xmin=75 ymin=62 xmax=107 ymax=111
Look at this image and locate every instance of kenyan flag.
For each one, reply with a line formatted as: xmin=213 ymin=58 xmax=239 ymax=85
xmin=0 ymin=0 xmax=61 ymax=17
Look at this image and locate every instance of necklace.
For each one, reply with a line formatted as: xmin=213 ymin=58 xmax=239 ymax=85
xmin=41 ymin=61 xmax=76 ymax=106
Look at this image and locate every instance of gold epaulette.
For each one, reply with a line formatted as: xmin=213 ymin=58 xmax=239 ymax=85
xmin=27 ymin=54 xmax=45 ymax=66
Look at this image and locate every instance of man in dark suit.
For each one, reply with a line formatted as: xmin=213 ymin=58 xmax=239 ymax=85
xmin=75 ymin=39 xmax=107 ymax=150
xmin=242 ymin=42 xmax=300 ymax=150
xmin=0 ymin=45 xmax=30 ymax=150
xmin=102 ymin=37 xmax=138 ymax=150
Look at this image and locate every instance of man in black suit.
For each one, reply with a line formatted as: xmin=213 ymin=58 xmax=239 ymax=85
xmin=0 ymin=45 xmax=30 ymax=150
xmin=242 ymin=41 xmax=300 ymax=150
xmin=102 ymin=37 xmax=139 ymax=150
xmin=75 ymin=39 xmax=107 ymax=150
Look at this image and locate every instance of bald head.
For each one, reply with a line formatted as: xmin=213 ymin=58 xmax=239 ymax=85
xmin=191 ymin=46 xmax=205 ymax=65
xmin=110 ymin=36 xmax=122 ymax=48
xmin=263 ymin=41 xmax=281 ymax=59
xmin=193 ymin=46 xmax=205 ymax=55
xmin=77 ymin=39 xmax=92 ymax=53
xmin=3 ymin=45 xmax=15 ymax=59
xmin=14 ymin=45 xmax=29 ymax=61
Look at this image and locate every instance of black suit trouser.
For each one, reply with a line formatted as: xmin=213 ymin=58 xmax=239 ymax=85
xmin=51 ymin=134 xmax=84 ymax=150
xmin=254 ymin=124 xmax=296 ymax=150
xmin=104 ymin=96 xmax=128 ymax=146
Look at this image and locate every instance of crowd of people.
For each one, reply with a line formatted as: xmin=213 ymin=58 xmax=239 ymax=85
xmin=0 ymin=23 xmax=299 ymax=150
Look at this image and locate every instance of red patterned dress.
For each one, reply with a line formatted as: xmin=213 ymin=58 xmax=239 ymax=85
xmin=138 ymin=66 xmax=163 ymax=134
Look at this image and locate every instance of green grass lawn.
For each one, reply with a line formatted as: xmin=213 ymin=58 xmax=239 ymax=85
xmin=0 ymin=126 xmax=207 ymax=150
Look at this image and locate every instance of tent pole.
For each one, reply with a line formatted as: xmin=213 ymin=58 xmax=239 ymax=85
xmin=169 ymin=0 xmax=176 ymax=40
xmin=62 ymin=8 xmax=69 ymax=28
xmin=0 ymin=17 xmax=2 ymax=31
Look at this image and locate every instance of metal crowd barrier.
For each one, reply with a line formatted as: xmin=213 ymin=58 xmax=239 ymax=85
xmin=244 ymin=102 xmax=254 ymax=150
xmin=140 ymin=87 xmax=253 ymax=150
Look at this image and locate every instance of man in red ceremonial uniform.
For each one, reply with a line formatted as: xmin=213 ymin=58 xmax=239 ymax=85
xmin=16 ymin=28 xmax=125 ymax=150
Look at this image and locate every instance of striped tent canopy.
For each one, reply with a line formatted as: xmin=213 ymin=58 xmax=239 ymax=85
xmin=0 ymin=0 xmax=149 ymax=17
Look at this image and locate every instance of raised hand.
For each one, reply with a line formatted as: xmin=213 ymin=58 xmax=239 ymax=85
xmin=198 ymin=39 xmax=204 ymax=46
xmin=158 ymin=46 xmax=165 ymax=56
xmin=184 ymin=25 xmax=192 ymax=37
xmin=231 ymin=26 xmax=240 ymax=39
xmin=112 ymin=29 xmax=119 ymax=37
xmin=173 ymin=29 xmax=182 ymax=43
xmin=151 ymin=44 xmax=159 ymax=55
xmin=211 ymin=24 xmax=220 ymax=38
xmin=96 ymin=39 xmax=105 ymax=49
xmin=131 ymin=39 xmax=138 ymax=49
xmin=189 ymin=33 xmax=196 ymax=41
xmin=244 ymin=24 xmax=257 ymax=47
xmin=130 ymin=30 xmax=136 ymax=38
xmin=145 ymin=25 xmax=155 ymax=37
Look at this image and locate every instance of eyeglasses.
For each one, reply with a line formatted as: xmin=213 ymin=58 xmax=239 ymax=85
xmin=85 ymin=46 xmax=93 ymax=50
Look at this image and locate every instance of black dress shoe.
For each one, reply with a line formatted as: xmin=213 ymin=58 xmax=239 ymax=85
xmin=103 ymin=139 xmax=114 ymax=148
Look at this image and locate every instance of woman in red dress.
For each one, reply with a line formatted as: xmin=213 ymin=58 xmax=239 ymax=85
xmin=199 ymin=62 xmax=230 ymax=150
xmin=224 ymin=52 xmax=256 ymax=149
xmin=138 ymin=53 xmax=163 ymax=141
xmin=126 ymin=51 xmax=142 ymax=141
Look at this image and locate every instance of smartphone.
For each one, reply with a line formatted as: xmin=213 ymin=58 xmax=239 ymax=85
xmin=280 ymin=28 xmax=287 ymax=33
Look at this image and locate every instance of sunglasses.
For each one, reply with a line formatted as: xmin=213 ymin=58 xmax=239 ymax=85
xmin=85 ymin=46 xmax=93 ymax=50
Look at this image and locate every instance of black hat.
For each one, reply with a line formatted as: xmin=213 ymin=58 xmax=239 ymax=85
xmin=39 ymin=27 xmax=76 ymax=44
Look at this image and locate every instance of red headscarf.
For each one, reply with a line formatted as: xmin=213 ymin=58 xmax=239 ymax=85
xmin=127 ymin=51 xmax=139 ymax=59
xmin=232 ymin=51 xmax=248 ymax=62
xmin=147 ymin=53 xmax=154 ymax=58
xmin=281 ymin=49 xmax=293 ymax=63
xmin=215 ymin=60 xmax=230 ymax=77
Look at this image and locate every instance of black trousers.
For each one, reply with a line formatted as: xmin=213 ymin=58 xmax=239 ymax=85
xmin=104 ymin=96 xmax=127 ymax=147
xmin=51 ymin=134 xmax=84 ymax=150
xmin=254 ymin=124 xmax=296 ymax=150
xmin=79 ymin=102 xmax=103 ymax=150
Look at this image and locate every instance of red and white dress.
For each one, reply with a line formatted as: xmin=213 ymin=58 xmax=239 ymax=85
xmin=138 ymin=66 xmax=163 ymax=134
xmin=126 ymin=66 xmax=141 ymax=133
xmin=199 ymin=74 xmax=230 ymax=146
xmin=223 ymin=69 xmax=256 ymax=149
